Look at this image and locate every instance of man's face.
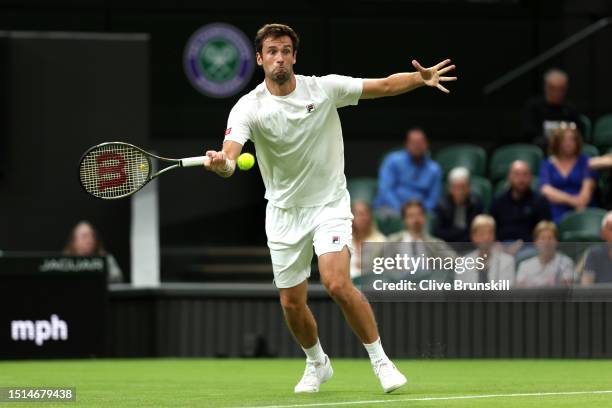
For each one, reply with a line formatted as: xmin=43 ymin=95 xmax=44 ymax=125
xmin=449 ymin=179 xmax=470 ymax=205
xmin=256 ymin=35 xmax=296 ymax=85
xmin=601 ymin=220 xmax=612 ymax=243
xmin=471 ymin=226 xmax=495 ymax=250
xmin=544 ymin=75 xmax=568 ymax=105
xmin=535 ymin=229 xmax=557 ymax=255
xmin=404 ymin=206 xmax=425 ymax=234
xmin=508 ymin=161 xmax=532 ymax=194
xmin=405 ymin=130 xmax=428 ymax=161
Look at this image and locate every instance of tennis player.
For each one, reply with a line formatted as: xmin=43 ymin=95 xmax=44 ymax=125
xmin=204 ymin=23 xmax=456 ymax=394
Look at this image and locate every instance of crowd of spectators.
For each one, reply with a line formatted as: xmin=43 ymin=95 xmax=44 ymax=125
xmin=350 ymin=68 xmax=612 ymax=287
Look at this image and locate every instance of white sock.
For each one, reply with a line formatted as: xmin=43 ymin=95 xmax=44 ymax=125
xmin=302 ymin=339 xmax=326 ymax=363
xmin=363 ymin=337 xmax=389 ymax=364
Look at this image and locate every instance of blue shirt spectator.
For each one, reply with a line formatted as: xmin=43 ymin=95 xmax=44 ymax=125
xmin=539 ymin=127 xmax=597 ymax=223
xmin=374 ymin=128 xmax=442 ymax=213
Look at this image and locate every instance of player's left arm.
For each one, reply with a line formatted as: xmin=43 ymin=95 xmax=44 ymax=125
xmin=361 ymin=59 xmax=456 ymax=99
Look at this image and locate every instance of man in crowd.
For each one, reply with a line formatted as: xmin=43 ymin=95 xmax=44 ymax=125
xmin=387 ymin=200 xmax=455 ymax=279
xmin=374 ymin=128 xmax=442 ymax=214
xmin=581 ymin=211 xmax=612 ymax=284
xmin=456 ymin=215 xmax=515 ymax=286
xmin=490 ymin=160 xmax=551 ymax=244
xmin=433 ymin=167 xmax=483 ymax=242
xmin=522 ymin=68 xmax=583 ymax=150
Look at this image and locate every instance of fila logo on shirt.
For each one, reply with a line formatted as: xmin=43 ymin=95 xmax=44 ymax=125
xmin=306 ymin=103 xmax=315 ymax=113
xmin=332 ymin=236 xmax=340 ymax=244
xmin=225 ymin=127 xmax=232 ymax=135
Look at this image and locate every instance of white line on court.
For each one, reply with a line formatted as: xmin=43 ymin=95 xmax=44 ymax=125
xmin=233 ymin=390 xmax=612 ymax=408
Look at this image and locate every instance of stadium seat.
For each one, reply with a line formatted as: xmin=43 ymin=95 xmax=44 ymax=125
xmin=593 ymin=113 xmax=612 ymax=149
xmin=579 ymin=114 xmax=592 ymax=142
xmin=374 ymin=212 xmax=404 ymax=236
xmin=470 ymin=175 xmax=492 ymax=211
xmin=582 ymin=143 xmax=600 ymax=157
xmin=347 ymin=177 xmax=378 ymax=204
xmin=558 ymin=208 xmax=607 ymax=242
xmin=489 ymin=144 xmax=544 ymax=182
xmin=426 ymin=211 xmax=437 ymax=235
xmin=493 ymin=177 xmax=539 ymax=196
xmin=434 ymin=144 xmax=487 ymax=177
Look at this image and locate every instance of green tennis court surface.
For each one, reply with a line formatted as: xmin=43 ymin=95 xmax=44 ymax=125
xmin=2 ymin=359 xmax=612 ymax=407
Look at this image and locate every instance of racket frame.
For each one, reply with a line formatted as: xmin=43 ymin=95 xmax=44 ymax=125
xmin=78 ymin=142 xmax=207 ymax=200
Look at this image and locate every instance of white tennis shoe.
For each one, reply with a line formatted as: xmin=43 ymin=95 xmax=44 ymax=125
xmin=373 ymin=359 xmax=407 ymax=393
xmin=294 ymin=355 xmax=333 ymax=393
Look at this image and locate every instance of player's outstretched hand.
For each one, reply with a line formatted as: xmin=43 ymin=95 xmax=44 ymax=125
xmin=412 ymin=59 xmax=457 ymax=94
xmin=204 ymin=150 xmax=228 ymax=172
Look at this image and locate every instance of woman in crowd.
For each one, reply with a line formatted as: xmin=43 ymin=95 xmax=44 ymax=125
xmin=350 ymin=201 xmax=386 ymax=279
xmin=516 ymin=221 xmax=575 ymax=287
xmin=539 ymin=125 xmax=597 ymax=223
xmin=64 ymin=220 xmax=123 ymax=282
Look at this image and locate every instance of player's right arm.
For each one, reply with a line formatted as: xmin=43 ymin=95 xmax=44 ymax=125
xmin=204 ymin=97 xmax=251 ymax=178
xmin=204 ymin=140 xmax=243 ymax=178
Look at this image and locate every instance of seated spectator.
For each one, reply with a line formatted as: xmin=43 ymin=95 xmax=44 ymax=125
xmin=388 ymin=199 xmax=454 ymax=249
xmin=434 ymin=167 xmax=483 ymax=242
xmin=581 ymin=211 xmax=612 ymax=285
xmin=589 ymin=153 xmax=612 ymax=210
xmin=522 ymin=68 xmax=583 ymax=150
xmin=456 ymin=215 xmax=515 ymax=286
xmin=539 ymin=126 xmax=597 ymax=223
xmin=374 ymin=128 xmax=442 ymax=214
xmin=387 ymin=200 xmax=455 ymax=279
xmin=64 ymin=220 xmax=123 ymax=282
xmin=350 ymin=201 xmax=386 ymax=279
xmin=490 ymin=160 xmax=551 ymax=244
xmin=516 ymin=221 xmax=575 ymax=287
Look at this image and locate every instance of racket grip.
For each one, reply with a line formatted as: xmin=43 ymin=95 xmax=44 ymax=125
xmin=180 ymin=156 xmax=210 ymax=167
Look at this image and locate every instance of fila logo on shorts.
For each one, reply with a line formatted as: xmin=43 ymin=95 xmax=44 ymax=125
xmin=306 ymin=103 xmax=315 ymax=113
xmin=332 ymin=236 xmax=340 ymax=244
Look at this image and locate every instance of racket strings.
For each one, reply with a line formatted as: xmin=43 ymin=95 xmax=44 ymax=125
xmin=79 ymin=143 xmax=149 ymax=199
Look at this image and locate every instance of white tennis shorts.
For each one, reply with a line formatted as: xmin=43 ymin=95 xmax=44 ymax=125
xmin=265 ymin=190 xmax=354 ymax=289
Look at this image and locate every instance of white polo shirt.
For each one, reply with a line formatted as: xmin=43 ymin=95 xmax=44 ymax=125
xmin=224 ymin=74 xmax=363 ymax=208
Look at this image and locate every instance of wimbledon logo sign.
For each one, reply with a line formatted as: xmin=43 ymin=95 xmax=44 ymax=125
xmin=184 ymin=23 xmax=255 ymax=98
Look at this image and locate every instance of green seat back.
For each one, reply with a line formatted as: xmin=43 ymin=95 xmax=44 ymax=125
xmin=347 ymin=177 xmax=378 ymax=204
xmin=435 ymin=144 xmax=487 ymax=177
xmin=470 ymin=175 xmax=492 ymax=211
xmin=558 ymin=208 xmax=607 ymax=242
xmin=579 ymin=114 xmax=592 ymax=142
xmin=582 ymin=143 xmax=600 ymax=157
xmin=594 ymin=114 xmax=612 ymax=149
xmin=489 ymin=144 xmax=544 ymax=182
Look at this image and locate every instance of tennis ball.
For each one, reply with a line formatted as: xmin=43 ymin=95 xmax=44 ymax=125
xmin=237 ymin=153 xmax=255 ymax=171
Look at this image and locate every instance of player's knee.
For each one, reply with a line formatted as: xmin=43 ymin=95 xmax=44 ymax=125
xmin=324 ymin=279 xmax=352 ymax=302
xmin=280 ymin=295 xmax=305 ymax=313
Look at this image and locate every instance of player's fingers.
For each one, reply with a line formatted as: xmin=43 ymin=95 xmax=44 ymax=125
xmin=438 ymin=65 xmax=455 ymax=75
xmin=434 ymin=59 xmax=451 ymax=70
xmin=440 ymin=76 xmax=457 ymax=82
xmin=412 ymin=59 xmax=425 ymax=72
xmin=437 ymin=84 xmax=450 ymax=93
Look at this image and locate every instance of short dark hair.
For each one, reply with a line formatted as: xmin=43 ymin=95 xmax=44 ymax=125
xmin=400 ymin=199 xmax=425 ymax=218
xmin=254 ymin=24 xmax=299 ymax=55
xmin=405 ymin=127 xmax=426 ymax=142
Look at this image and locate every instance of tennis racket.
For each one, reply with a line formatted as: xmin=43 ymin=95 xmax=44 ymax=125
xmin=79 ymin=142 xmax=210 ymax=200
